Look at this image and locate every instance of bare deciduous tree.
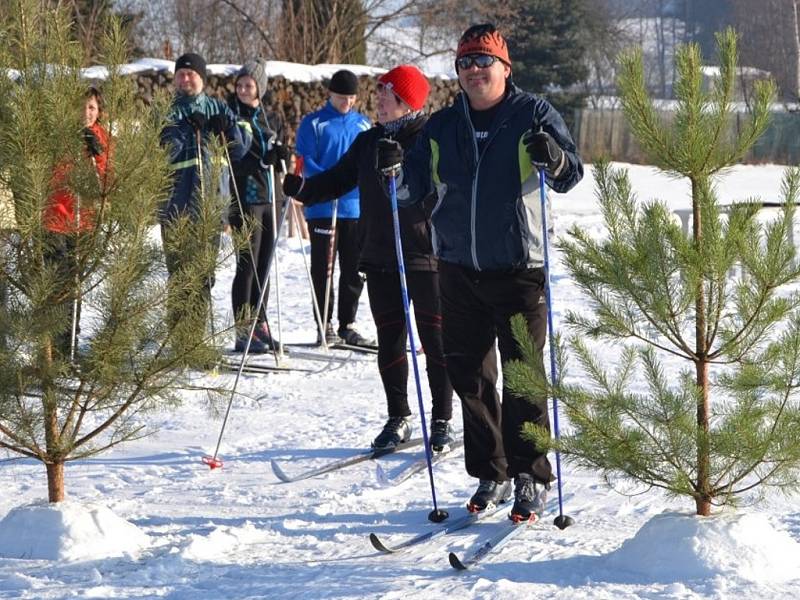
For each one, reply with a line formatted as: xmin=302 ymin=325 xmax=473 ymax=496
xmin=116 ymin=0 xmax=525 ymax=69
xmin=730 ymin=0 xmax=800 ymax=101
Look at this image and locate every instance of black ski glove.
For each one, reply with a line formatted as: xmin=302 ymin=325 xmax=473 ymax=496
xmin=82 ymin=128 xmax=103 ymax=157
xmin=274 ymin=143 xmax=291 ymax=164
xmin=282 ymin=173 xmax=304 ymax=198
xmin=208 ymin=113 xmax=232 ymax=135
xmin=376 ymin=138 xmax=404 ymax=174
xmin=186 ymin=111 xmax=206 ymax=131
xmin=262 ymin=143 xmax=292 ymax=172
xmin=523 ymin=129 xmax=563 ymax=173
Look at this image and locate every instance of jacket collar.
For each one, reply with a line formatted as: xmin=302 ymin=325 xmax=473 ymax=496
xmin=457 ymin=81 xmax=531 ymax=126
xmin=378 ymin=113 xmax=427 ymax=146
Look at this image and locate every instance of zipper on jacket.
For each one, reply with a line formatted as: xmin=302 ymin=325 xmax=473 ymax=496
xmin=460 ymin=94 xmax=482 ymax=271
xmin=459 ymin=94 xmax=513 ymax=272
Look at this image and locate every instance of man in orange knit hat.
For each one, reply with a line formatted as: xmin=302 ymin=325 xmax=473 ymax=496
xmin=377 ymin=24 xmax=584 ymax=522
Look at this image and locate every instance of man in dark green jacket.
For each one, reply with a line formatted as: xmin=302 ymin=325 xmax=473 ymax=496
xmin=160 ymin=52 xmax=250 ymax=331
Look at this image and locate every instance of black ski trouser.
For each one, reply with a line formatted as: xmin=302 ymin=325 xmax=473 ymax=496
xmin=230 ymin=202 xmax=275 ymax=326
xmin=160 ymin=220 xmax=219 ymax=330
xmin=44 ymin=233 xmax=81 ymax=357
xmin=439 ymin=260 xmax=552 ymax=485
xmin=308 ymin=217 xmax=363 ymax=329
xmin=366 ymin=269 xmax=453 ymax=422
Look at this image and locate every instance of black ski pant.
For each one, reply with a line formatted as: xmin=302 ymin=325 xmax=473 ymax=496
xmin=308 ymin=218 xmax=363 ymax=329
xmin=439 ymin=261 xmax=552 ymax=485
xmin=230 ymin=202 xmax=275 ymax=327
xmin=44 ymin=233 xmax=81 ymax=357
xmin=366 ymin=269 xmax=453 ymax=422
xmin=160 ymin=220 xmax=219 ymax=331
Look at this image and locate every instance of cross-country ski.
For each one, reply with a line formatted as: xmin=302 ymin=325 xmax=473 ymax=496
xmin=448 ymin=516 xmax=536 ymax=571
xmin=270 ymin=438 xmax=425 ymax=483
xmin=369 ymin=503 xmax=506 ymax=554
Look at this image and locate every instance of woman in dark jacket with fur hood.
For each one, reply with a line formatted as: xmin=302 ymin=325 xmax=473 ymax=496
xmin=282 ymin=65 xmax=454 ymax=453
xmin=228 ymin=59 xmax=291 ymax=353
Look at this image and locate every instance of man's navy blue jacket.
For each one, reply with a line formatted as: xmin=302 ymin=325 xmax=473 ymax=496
xmin=400 ymin=82 xmax=583 ymax=271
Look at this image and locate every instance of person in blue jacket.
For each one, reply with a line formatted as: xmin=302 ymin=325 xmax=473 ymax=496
xmin=377 ymin=24 xmax=583 ymax=523
xmin=294 ymin=69 xmax=372 ymax=346
xmin=160 ymin=52 xmax=251 ymax=331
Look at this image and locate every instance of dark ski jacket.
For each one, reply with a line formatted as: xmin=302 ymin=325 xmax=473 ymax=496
xmin=399 ymin=82 xmax=583 ymax=271
xmin=296 ymin=114 xmax=437 ymax=273
xmin=228 ymin=97 xmax=286 ymax=208
xmin=159 ymin=92 xmax=250 ymax=223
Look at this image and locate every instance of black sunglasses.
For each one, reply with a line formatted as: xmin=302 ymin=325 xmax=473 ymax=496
xmin=456 ymin=54 xmax=499 ymax=70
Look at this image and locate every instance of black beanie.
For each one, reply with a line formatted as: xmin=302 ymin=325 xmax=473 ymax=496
xmin=328 ymin=69 xmax=358 ymax=95
xmin=174 ymin=53 xmax=207 ymax=81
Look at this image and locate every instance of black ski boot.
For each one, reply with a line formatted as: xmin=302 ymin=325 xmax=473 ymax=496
xmin=467 ymin=479 xmax=512 ymax=513
xmin=234 ymin=330 xmax=268 ymax=354
xmin=317 ymin=323 xmax=339 ymax=346
xmin=338 ymin=324 xmax=375 ymax=347
xmin=255 ymin=322 xmax=281 ymax=352
xmin=371 ymin=416 xmax=412 ymax=451
xmin=509 ymin=473 xmax=548 ymax=522
xmin=428 ymin=419 xmax=454 ymax=453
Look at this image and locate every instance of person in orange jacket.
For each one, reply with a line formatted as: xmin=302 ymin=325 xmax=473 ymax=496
xmin=45 ymin=87 xmax=110 ymax=233
xmin=44 ymin=86 xmax=111 ymax=357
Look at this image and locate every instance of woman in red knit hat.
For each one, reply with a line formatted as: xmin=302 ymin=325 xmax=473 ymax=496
xmin=282 ymin=65 xmax=455 ymax=454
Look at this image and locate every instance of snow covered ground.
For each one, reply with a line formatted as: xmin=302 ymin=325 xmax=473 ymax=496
xmin=2 ymin=163 xmax=800 ymax=599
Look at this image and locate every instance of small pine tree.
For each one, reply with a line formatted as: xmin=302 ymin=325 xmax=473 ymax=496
xmin=505 ymin=29 xmax=800 ymax=516
xmin=0 ymin=0 xmax=227 ymax=502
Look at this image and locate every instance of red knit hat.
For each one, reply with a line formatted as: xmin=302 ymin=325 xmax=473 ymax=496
xmin=378 ymin=65 xmax=430 ymax=112
xmin=456 ymin=24 xmax=511 ymax=66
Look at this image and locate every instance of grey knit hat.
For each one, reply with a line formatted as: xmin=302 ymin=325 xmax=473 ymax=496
xmin=237 ymin=59 xmax=269 ymax=98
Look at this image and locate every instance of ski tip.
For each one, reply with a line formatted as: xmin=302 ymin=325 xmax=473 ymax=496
xmin=448 ymin=552 xmax=468 ymax=571
xmin=270 ymin=459 xmax=292 ymax=483
xmin=369 ymin=533 xmax=393 ymax=553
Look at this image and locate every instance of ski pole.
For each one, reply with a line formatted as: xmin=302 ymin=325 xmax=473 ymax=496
xmin=220 ymin=132 xmax=279 ymax=365
xmin=195 ymin=128 xmax=218 ymax=350
xmin=280 ymin=159 xmax=329 ymax=350
xmin=387 ymin=170 xmax=447 ymax=523
xmin=268 ymin=164 xmax=285 ymax=359
xmin=69 ymin=153 xmax=104 ymax=362
xmin=202 ymin=168 xmax=293 ymax=470
xmin=538 ymin=167 xmax=574 ymax=530
xmin=321 ymin=198 xmax=339 ymax=342
xmin=291 ymin=197 xmax=330 ymax=351
xmin=69 ymin=194 xmax=81 ymax=363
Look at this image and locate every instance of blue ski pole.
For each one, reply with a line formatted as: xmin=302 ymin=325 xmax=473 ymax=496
xmin=388 ymin=171 xmax=448 ymax=523
xmin=538 ymin=168 xmax=574 ymax=530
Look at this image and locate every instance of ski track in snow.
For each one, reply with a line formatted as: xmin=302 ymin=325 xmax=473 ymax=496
xmin=1 ymin=164 xmax=799 ymax=599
